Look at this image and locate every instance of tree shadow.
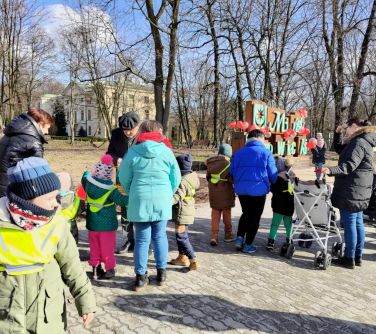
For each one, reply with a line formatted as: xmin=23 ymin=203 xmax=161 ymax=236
xmin=111 ymin=293 xmax=376 ymax=333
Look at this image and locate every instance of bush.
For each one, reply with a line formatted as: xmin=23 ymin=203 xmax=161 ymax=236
xmin=50 ymin=136 xmax=107 ymax=142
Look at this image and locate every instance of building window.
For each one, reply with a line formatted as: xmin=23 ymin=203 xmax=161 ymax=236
xmin=87 ymin=98 xmax=91 ymax=105
xmin=80 ymin=98 xmax=84 ymax=103
xmin=129 ymin=94 xmax=134 ymax=100
xmin=88 ymin=109 xmax=91 ymax=121
xmin=81 ymin=110 xmax=84 ymax=121
xmin=88 ymin=126 xmax=91 ymax=136
xmin=144 ymin=110 xmax=150 ymax=120
xmin=98 ymin=127 xmax=101 ymax=135
xmin=65 ymin=100 xmax=69 ymax=105
xmin=144 ymin=96 xmax=149 ymax=104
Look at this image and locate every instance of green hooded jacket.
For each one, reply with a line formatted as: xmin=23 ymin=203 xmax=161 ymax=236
xmin=0 ymin=197 xmax=96 ymax=333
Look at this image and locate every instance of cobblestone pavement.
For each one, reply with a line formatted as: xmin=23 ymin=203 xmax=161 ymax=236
xmin=67 ymin=193 xmax=376 ymax=334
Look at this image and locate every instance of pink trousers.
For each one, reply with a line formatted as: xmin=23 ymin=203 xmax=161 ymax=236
xmin=88 ymin=231 xmax=116 ymax=270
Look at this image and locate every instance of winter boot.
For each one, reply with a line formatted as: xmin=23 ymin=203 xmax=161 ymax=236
xmin=92 ymin=265 xmax=105 ymax=280
xmin=224 ymin=232 xmax=236 ymax=243
xmin=332 ymin=256 xmax=355 ymax=269
xmin=189 ymin=259 xmax=199 ymax=271
xmin=156 ymin=269 xmax=166 ymax=286
xmin=266 ymin=238 xmax=275 ymax=251
xmin=103 ymin=268 xmax=116 ymax=279
xmin=133 ymin=272 xmax=150 ymax=292
xmin=170 ymin=254 xmax=190 ymax=266
xmin=355 ymin=256 xmax=362 ymax=267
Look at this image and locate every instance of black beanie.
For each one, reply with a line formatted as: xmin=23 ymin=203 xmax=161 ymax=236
xmin=118 ymin=112 xmax=140 ymax=130
xmin=176 ymin=154 xmax=193 ymax=176
xmin=7 ymin=157 xmax=61 ymax=200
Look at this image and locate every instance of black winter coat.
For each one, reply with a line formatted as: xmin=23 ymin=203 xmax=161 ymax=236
xmin=106 ymin=128 xmax=135 ymax=167
xmin=271 ymin=173 xmax=295 ymax=216
xmin=311 ymin=145 xmax=326 ymax=164
xmin=0 ymin=114 xmax=46 ymax=197
xmin=330 ymin=126 xmax=376 ymax=212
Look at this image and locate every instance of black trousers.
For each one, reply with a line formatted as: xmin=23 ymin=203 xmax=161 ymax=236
xmin=237 ymin=195 xmax=266 ymax=245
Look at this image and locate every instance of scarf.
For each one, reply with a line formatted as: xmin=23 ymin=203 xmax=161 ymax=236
xmin=7 ymin=191 xmax=56 ymax=230
xmin=136 ymin=132 xmax=173 ymax=149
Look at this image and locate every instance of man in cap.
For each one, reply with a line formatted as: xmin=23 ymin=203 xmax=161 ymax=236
xmin=107 ymin=111 xmax=140 ymax=254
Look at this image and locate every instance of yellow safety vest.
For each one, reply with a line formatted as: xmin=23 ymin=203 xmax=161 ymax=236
xmin=184 ymin=180 xmax=196 ymax=200
xmin=0 ymin=213 xmax=66 ymax=275
xmin=210 ymin=163 xmax=230 ymax=184
xmin=86 ymin=187 xmax=116 ymax=213
xmin=61 ymin=195 xmax=80 ymax=220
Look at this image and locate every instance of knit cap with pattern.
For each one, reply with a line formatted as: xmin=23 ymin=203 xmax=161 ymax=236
xmin=94 ymin=154 xmax=113 ymax=181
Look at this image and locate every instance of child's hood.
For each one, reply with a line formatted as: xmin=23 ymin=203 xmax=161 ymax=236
xmin=183 ymin=172 xmax=200 ymax=190
xmin=132 ymin=141 xmax=166 ymax=159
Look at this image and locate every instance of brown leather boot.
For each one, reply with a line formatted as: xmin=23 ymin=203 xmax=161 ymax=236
xmin=169 ymin=254 xmax=189 ymax=266
xmin=189 ymin=259 xmax=199 ymax=271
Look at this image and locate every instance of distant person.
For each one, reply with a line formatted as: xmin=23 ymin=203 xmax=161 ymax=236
xmin=323 ymin=118 xmax=375 ymax=269
xmin=169 ymin=154 xmax=200 ymax=270
xmin=82 ymin=154 xmax=128 ymax=280
xmin=310 ymin=132 xmax=326 ymax=186
xmin=107 ymin=111 xmax=140 ymax=254
xmin=266 ymin=156 xmax=296 ymax=251
xmin=206 ymin=144 xmax=236 ymax=246
xmin=0 ymin=108 xmax=54 ymax=197
xmin=0 ymin=157 xmax=96 ymax=331
xmin=230 ymin=129 xmax=278 ymax=254
xmin=118 ymin=120 xmax=181 ymax=291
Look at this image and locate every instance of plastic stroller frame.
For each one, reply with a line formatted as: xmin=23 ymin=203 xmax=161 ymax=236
xmin=283 ymin=169 xmax=343 ymax=270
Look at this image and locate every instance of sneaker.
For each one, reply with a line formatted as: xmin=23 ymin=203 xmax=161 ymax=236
xmin=235 ymin=236 xmax=244 ymax=250
xmin=189 ymin=259 xmax=199 ymax=271
xmin=266 ymin=238 xmax=275 ymax=251
xmin=224 ymin=233 xmax=236 ymax=243
xmin=102 ymin=268 xmax=116 ymax=279
xmin=169 ymin=254 xmax=190 ymax=266
xmin=242 ymin=244 xmax=257 ymax=254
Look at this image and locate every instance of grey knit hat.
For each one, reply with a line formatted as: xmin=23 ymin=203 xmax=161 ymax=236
xmin=218 ymin=144 xmax=232 ymax=158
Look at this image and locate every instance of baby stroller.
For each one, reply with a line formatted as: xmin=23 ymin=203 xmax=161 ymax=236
xmin=364 ymin=173 xmax=376 ymax=221
xmin=282 ymin=171 xmax=343 ymax=270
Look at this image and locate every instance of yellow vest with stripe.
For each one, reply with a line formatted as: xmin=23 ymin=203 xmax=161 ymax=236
xmin=184 ymin=180 xmax=196 ymax=201
xmin=61 ymin=195 xmax=80 ymax=220
xmin=210 ymin=163 xmax=230 ymax=184
xmin=86 ymin=187 xmax=116 ymax=213
xmin=0 ymin=212 xmax=66 ymax=275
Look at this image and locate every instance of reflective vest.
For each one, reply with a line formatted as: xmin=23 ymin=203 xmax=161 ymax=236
xmin=184 ymin=180 xmax=196 ymax=200
xmin=87 ymin=188 xmax=116 ymax=213
xmin=210 ymin=163 xmax=230 ymax=184
xmin=0 ymin=213 xmax=66 ymax=275
xmin=61 ymin=195 xmax=80 ymax=220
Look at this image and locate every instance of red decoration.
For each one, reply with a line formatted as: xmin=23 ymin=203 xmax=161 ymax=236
xmin=229 ymin=121 xmax=236 ymax=129
xmin=298 ymin=127 xmax=311 ymax=135
xmin=76 ymin=184 xmax=86 ymax=200
xmin=236 ymin=120 xmax=243 ymax=129
xmin=249 ymin=124 xmax=259 ymax=131
xmin=243 ymin=121 xmax=249 ymax=130
xmin=297 ymin=109 xmax=308 ymax=118
xmin=283 ymin=128 xmax=296 ymax=139
xmin=307 ymin=138 xmax=317 ymax=149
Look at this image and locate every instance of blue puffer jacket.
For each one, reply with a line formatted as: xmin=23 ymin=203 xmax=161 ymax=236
xmin=118 ymin=141 xmax=181 ymax=222
xmin=230 ymin=140 xmax=278 ymax=196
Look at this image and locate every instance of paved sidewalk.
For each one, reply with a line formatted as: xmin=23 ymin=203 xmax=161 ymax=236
xmin=67 ymin=190 xmax=376 ymax=334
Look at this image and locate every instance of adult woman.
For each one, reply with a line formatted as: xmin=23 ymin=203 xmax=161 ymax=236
xmin=0 ymin=108 xmax=54 ymax=196
xmin=324 ymin=118 xmax=375 ymax=269
xmin=118 ymin=120 xmax=181 ymax=291
xmin=230 ymin=129 xmax=278 ymax=254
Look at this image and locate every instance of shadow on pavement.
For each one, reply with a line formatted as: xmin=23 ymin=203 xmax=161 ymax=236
xmin=112 ymin=293 xmax=376 ymax=333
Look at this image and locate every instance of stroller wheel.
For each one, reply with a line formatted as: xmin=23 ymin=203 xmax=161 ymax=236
xmin=304 ymin=234 xmax=313 ymax=249
xmin=314 ymin=251 xmax=323 ymax=268
xmin=280 ymin=243 xmax=289 ymax=256
xmin=339 ymin=243 xmax=345 ymax=257
xmin=298 ymin=233 xmax=306 ymax=247
xmin=285 ymin=244 xmax=295 ymax=259
xmin=331 ymin=242 xmax=339 ymax=257
xmin=322 ymin=254 xmax=332 ymax=270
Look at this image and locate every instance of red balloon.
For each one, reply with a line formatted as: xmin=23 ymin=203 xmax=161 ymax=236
xmin=243 ymin=121 xmax=249 ymax=130
xmin=76 ymin=184 xmax=86 ymax=200
xmin=297 ymin=109 xmax=308 ymax=118
xmin=229 ymin=121 xmax=236 ymax=129
xmin=249 ymin=124 xmax=258 ymax=131
xmin=237 ymin=120 xmax=244 ymax=129
xmin=307 ymin=138 xmax=317 ymax=149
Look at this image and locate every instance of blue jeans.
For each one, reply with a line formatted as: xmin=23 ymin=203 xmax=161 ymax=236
xmin=315 ymin=162 xmax=323 ymax=181
xmin=340 ymin=210 xmax=365 ymax=258
xmin=134 ymin=220 xmax=168 ymax=275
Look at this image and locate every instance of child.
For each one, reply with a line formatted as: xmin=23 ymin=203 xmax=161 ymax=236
xmin=0 ymin=157 xmax=96 ymax=332
xmin=170 ymin=153 xmax=200 ymax=270
xmin=311 ymin=133 xmax=326 ymax=186
xmin=266 ymin=156 xmax=296 ymax=250
xmin=206 ymin=144 xmax=236 ymax=246
xmin=82 ymin=154 xmax=128 ymax=280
